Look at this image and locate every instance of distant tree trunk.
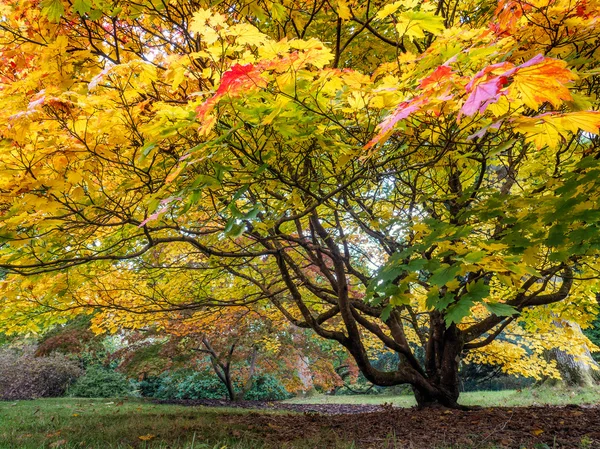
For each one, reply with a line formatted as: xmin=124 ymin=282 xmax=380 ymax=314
xmin=544 ymin=320 xmax=600 ymax=387
xmin=296 ymin=355 xmax=314 ymax=394
xmin=238 ymin=346 xmax=258 ymax=399
xmin=197 ymin=337 xmax=238 ymax=400
xmin=198 ymin=337 xmax=259 ymax=401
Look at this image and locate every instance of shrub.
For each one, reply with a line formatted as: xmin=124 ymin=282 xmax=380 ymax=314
xmin=145 ymin=371 xmax=290 ymax=401
xmin=68 ymin=365 xmax=138 ymax=398
xmin=150 ymin=371 xmax=228 ymax=400
xmin=176 ymin=372 xmax=229 ymax=400
xmin=244 ymin=374 xmax=291 ymax=401
xmin=0 ymin=347 xmax=82 ymax=400
xmin=137 ymin=376 xmax=163 ymax=398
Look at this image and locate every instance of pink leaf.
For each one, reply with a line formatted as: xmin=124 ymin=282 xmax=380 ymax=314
xmin=461 ymin=77 xmax=508 ymax=116
xmin=139 ymin=212 xmax=160 ymax=227
xmin=365 ymin=97 xmax=426 ymax=149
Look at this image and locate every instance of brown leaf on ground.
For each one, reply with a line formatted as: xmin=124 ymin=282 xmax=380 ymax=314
xmin=155 ymin=399 xmax=600 ymax=448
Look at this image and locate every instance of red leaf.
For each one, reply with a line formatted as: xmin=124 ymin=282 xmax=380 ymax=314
xmin=196 ymin=63 xmax=265 ymax=121
xmin=216 ymin=63 xmax=258 ymax=96
xmin=461 ymin=54 xmax=547 ymax=116
xmin=420 ymin=65 xmax=453 ymax=90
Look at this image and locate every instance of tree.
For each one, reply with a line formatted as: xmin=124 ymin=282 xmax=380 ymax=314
xmin=50 ymin=269 xmax=342 ymax=399
xmin=0 ymin=0 xmax=600 ymax=408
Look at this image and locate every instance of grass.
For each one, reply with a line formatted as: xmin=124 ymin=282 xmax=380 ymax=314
xmin=285 ymin=385 xmax=600 ymax=408
xmin=0 ymin=387 xmax=598 ymax=449
xmin=0 ymin=398 xmax=278 ymax=449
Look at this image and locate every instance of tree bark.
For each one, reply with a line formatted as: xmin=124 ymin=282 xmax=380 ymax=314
xmin=544 ymin=320 xmax=600 ymax=388
xmin=413 ymin=315 xmax=463 ymax=408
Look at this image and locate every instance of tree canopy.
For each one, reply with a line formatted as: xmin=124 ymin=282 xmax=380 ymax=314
xmin=1 ymin=0 xmax=600 ymax=407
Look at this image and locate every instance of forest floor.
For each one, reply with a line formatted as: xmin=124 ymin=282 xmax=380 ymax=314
xmin=0 ymin=388 xmax=599 ymax=449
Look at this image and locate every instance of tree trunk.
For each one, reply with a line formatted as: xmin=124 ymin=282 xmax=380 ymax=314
xmin=414 ymin=315 xmax=463 ymax=408
xmin=544 ymin=320 xmax=600 ymax=388
xmin=238 ymin=346 xmax=258 ymax=400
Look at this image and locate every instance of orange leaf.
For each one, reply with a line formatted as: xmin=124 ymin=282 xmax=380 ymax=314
xmin=419 ymin=65 xmax=453 ymax=90
xmin=509 ymin=58 xmax=576 ymax=110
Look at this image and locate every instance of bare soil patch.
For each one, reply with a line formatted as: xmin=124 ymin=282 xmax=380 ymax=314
xmin=156 ymin=399 xmax=600 ymax=448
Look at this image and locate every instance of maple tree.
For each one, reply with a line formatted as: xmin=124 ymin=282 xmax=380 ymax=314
xmin=107 ymin=299 xmax=342 ymax=399
xmin=1 ymin=0 xmax=600 ymax=408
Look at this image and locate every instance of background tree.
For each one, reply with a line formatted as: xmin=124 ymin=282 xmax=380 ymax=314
xmin=0 ymin=0 xmax=599 ymax=408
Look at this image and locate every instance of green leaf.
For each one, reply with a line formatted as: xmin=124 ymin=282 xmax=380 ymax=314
xmin=241 ymin=206 xmax=260 ymax=220
xmin=429 ymin=264 xmax=461 ymax=286
xmin=484 ymin=302 xmax=517 ymax=317
xmin=181 ymin=190 xmax=202 ymax=214
xmin=142 ymin=142 xmax=156 ymax=156
xmin=407 ymin=258 xmax=427 ymax=271
xmin=444 ymin=279 xmax=491 ymax=325
xmin=73 ymin=0 xmax=92 ymax=15
xmin=231 ymin=185 xmax=249 ymax=202
xmin=41 ymin=0 xmax=65 ymax=22
xmin=426 ymin=289 xmax=455 ymax=311
xmin=462 ymin=251 xmax=486 ymax=264
xmin=138 ymin=142 xmax=157 ymax=162
xmin=227 ymin=223 xmax=246 ymax=238
xmin=547 ymin=224 xmax=567 ymax=247
xmin=380 ymin=304 xmax=393 ymax=322
xmin=445 ymin=298 xmax=474 ymax=326
xmin=463 ymin=279 xmax=490 ymax=303
xmin=88 ymin=8 xmax=103 ymax=20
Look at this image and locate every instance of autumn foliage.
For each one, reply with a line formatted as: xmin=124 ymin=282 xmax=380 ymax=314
xmin=0 ymin=0 xmax=600 ymax=407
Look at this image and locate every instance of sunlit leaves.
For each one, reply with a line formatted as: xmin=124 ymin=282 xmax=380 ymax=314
xmin=2 ymin=0 xmax=600 ymax=395
xmin=41 ymin=0 xmax=64 ymax=22
xmin=395 ymin=11 xmax=445 ymax=40
xmin=72 ymin=0 xmax=91 ymax=16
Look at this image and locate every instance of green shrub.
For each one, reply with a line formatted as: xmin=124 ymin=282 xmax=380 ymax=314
xmin=68 ymin=365 xmax=138 ymax=398
xmin=138 ymin=376 xmax=163 ymax=397
xmin=176 ymin=372 xmax=229 ymax=400
xmin=146 ymin=371 xmax=290 ymax=401
xmin=244 ymin=374 xmax=291 ymax=401
xmin=151 ymin=371 xmax=228 ymax=400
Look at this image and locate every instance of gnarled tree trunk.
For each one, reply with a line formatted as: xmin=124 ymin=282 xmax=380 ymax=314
xmin=413 ymin=316 xmax=462 ymax=408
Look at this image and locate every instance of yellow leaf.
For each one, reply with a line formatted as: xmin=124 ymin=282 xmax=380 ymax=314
xmin=190 ymin=9 xmax=213 ymax=28
xmin=556 ymin=111 xmax=600 ymax=135
xmin=396 ymin=11 xmax=445 ymax=40
xmin=375 ymin=2 xmax=403 ymax=20
xmin=138 ymin=434 xmax=156 ymax=441
xmin=229 ymin=24 xmax=268 ymax=46
xmin=335 ymin=0 xmax=352 ymax=20
xmin=509 ymin=59 xmax=576 ymax=110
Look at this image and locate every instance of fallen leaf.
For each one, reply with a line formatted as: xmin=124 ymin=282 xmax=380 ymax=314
xmin=49 ymin=440 xmax=67 ymax=448
xmin=138 ymin=434 xmax=156 ymax=441
xmin=531 ymin=429 xmax=544 ymax=436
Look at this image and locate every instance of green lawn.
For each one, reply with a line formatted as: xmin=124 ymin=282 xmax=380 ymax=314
xmin=0 ymin=398 xmax=276 ymax=449
xmin=286 ymin=385 xmax=600 ymax=408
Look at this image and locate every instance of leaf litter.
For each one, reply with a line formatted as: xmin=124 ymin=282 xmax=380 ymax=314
xmin=157 ymin=399 xmax=600 ymax=448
